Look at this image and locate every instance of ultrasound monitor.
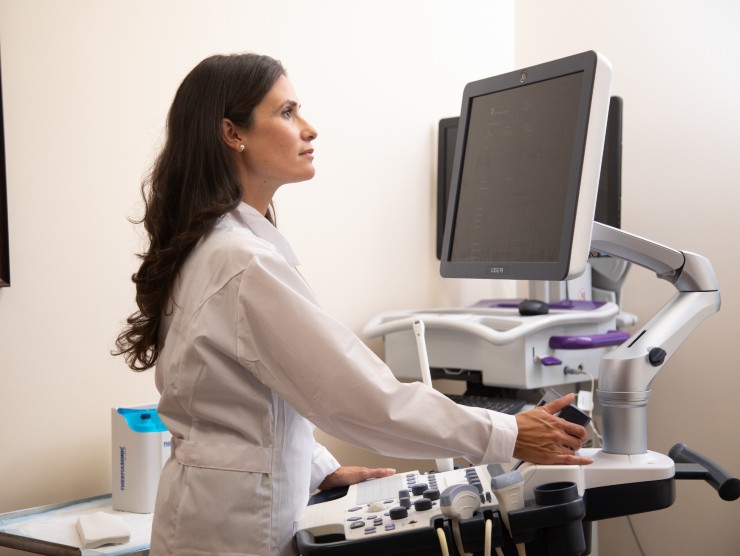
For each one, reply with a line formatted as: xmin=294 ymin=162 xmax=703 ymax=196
xmin=437 ymin=96 xmax=622 ymax=260
xmin=440 ymin=51 xmax=612 ymax=281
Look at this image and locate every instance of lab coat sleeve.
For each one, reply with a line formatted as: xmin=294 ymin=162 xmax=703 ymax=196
xmin=309 ymin=441 xmax=341 ymax=492
xmin=235 ymin=252 xmax=518 ymax=465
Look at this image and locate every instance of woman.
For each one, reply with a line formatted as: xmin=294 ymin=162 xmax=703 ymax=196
xmin=115 ymin=53 xmax=591 ymax=556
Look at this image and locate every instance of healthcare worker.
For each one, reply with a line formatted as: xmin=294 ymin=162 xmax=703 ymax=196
xmin=115 ymin=53 xmax=592 ymax=556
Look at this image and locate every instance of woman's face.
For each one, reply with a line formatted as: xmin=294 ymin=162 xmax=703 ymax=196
xmin=240 ymin=75 xmax=317 ymax=192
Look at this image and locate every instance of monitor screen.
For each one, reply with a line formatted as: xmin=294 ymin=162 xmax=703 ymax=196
xmin=439 ymin=51 xmax=612 ymax=281
xmin=436 ymin=95 xmax=622 ymax=259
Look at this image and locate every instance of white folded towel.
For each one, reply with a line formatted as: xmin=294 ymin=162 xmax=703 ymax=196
xmin=76 ymin=511 xmax=131 ymax=548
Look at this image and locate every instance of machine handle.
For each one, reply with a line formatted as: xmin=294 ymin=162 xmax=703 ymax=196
xmin=669 ymin=443 xmax=740 ymax=501
xmin=548 ymin=330 xmax=630 ymax=350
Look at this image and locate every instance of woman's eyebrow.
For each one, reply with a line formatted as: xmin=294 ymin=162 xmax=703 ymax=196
xmin=281 ymin=100 xmax=299 ymax=109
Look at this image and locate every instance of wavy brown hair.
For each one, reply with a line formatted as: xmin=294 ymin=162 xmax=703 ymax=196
xmin=114 ymin=53 xmax=286 ymax=371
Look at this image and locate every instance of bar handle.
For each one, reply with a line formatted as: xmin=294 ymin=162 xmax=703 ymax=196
xmin=669 ymin=443 xmax=740 ymax=501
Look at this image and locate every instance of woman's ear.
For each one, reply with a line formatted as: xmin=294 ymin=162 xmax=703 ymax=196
xmin=222 ymin=118 xmax=245 ymax=153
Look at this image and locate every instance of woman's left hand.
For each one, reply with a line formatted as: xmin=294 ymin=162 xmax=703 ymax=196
xmin=318 ymin=466 xmax=397 ymax=491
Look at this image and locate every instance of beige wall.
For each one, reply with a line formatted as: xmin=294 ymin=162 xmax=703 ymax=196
xmin=0 ymin=0 xmax=515 ymax=551
xmin=515 ymin=0 xmax=740 ymax=554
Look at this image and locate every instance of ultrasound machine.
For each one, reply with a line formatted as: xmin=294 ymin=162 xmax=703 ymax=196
xmin=295 ymin=51 xmax=739 ymax=556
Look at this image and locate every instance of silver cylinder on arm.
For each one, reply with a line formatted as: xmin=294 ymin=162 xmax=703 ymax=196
xmin=590 ymin=222 xmax=721 ymax=455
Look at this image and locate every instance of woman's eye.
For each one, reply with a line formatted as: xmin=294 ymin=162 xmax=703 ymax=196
xmin=282 ymin=108 xmax=294 ymax=118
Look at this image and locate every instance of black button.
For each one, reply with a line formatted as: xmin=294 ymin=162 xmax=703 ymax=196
xmin=423 ymin=488 xmax=440 ymax=501
xmin=648 ymin=347 xmax=667 ymax=367
xmin=414 ymin=498 xmax=433 ymax=511
xmin=411 ymin=483 xmax=428 ymax=495
xmin=389 ymin=507 xmax=408 ymax=520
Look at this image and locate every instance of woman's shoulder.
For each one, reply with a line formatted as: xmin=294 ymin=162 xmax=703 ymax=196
xmin=207 ymin=207 xmax=298 ymax=268
xmin=200 ymin=223 xmax=281 ymax=268
xmin=176 ymin=224 xmax=288 ymax=305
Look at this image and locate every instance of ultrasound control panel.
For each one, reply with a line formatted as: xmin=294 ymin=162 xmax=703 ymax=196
xmin=296 ymin=450 xmax=681 ymax=556
xmin=298 ymin=464 xmax=505 ymax=543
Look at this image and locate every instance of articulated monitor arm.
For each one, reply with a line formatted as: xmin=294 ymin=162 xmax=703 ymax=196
xmin=589 ymin=223 xmax=721 ymax=455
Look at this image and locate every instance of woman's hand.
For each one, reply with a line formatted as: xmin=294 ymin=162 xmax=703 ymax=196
xmin=318 ymin=466 xmax=397 ymax=491
xmin=514 ymin=393 xmax=593 ymax=465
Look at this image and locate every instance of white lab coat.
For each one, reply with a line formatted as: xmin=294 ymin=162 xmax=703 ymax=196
xmin=150 ymin=202 xmax=518 ymax=556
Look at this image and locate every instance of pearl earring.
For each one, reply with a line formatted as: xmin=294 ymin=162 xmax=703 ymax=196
xmin=239 ymin=144 xmax=245 ymax=152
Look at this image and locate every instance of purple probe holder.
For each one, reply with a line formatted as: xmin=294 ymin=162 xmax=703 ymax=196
xmin=549 ymin=330 xmax=631 ymax=350
xmin=471 ymin=299 xmax=607 ymax=311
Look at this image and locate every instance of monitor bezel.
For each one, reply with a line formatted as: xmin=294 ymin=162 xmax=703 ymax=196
xmin=440 ymin=51 xmax=612 ymax=281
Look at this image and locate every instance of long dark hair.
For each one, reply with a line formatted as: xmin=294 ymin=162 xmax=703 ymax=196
xmin=114 ymin=53 xmax=286 ymax=371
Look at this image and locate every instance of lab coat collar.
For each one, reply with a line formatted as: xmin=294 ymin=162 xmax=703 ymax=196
xmin=230 ymin=202 xmax=300 ymax=268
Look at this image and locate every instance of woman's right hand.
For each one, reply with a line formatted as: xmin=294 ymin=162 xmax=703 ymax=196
xmin=513 ymin=393 xmax=593 ymax=465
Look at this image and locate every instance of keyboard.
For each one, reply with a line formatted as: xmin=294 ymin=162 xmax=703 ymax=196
xmin=446 ymin=394 xmax=527 ymax=415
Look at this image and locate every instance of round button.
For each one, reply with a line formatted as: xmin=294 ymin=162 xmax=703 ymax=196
xmin=423 ymin=488 xmax=440 ymax=501
xmin=411 ymin=483 xmax=428 ymax=496
xmin=414 ymin=498 xmax=433 ymax=511
xmin=399 ymin=496 xmax=412 ymax=509
xmin=389 ymin=507 xmax=409 ymax=520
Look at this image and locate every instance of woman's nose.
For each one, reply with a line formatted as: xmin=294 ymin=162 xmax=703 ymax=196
xmin=301 ymin=118 xmax=318 ymax=141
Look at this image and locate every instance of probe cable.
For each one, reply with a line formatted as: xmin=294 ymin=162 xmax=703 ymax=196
xmin=436 ymin=525 xmax=450 ymax=556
